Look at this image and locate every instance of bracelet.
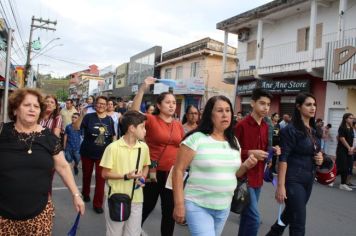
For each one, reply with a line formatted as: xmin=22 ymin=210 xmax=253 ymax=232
xmin=124 ymin=174 xmax=129 ymax=181
xmin=73 ymin=193 xmax=82 ymax=198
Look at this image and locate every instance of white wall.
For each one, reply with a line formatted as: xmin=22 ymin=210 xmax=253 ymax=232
xmin=237 ymin=0 xmax=356 ymax=69
xmin=323 ymin=82 xmax=347 ymax=124
xmin=88 ymin=80 xmax=98 ymax=96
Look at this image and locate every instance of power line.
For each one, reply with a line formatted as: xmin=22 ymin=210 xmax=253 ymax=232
xmin=12 ymin=37 xmax=26 ymax=60
xmin=0 ymin=0 xmax=26 ymax=64
xmin=7 ymin=0 xmax=26 ymax=55
xmin=10 ymin=0 xmax=24 ymax=34
xmin=40 ymin=54 xmax=88 ymax=67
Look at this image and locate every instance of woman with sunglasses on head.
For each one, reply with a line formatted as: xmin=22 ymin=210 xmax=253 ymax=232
xmin=132 ymin=76 xmax=185 ymax=236
xmin=266 ymin=92 xmax=323 ymax=236
xmin=182 ymin=105 xmax=199 ymax=134
xmin=80 ymin=96 xmax=116 ymax=214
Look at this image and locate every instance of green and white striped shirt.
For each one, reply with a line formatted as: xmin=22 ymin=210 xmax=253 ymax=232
xmin=182 ymin=132 xmax=241 ymax=210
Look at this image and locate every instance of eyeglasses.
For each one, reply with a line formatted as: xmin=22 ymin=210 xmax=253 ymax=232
xmin=96 ymin=103 xmax=107 ymax=106
xmin=188 ymin=112 xmax=199 ymax=115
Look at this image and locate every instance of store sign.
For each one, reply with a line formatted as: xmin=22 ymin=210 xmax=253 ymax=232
xmin=174 ymin=78 xmax=205 ymax=95
xmin=153 ymin=83 xmax=169 ymax=94
xmin=131 ymin=85 xmax=138 ymax=93
xmin=237 ymin=80 xmax=309 ymax=95
xmin=324 ymin=38 xmax=356 ymax=81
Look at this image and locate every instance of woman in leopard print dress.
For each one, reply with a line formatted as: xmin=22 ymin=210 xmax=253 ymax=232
xmin=0 ymin=88 xmax=85 ymax=235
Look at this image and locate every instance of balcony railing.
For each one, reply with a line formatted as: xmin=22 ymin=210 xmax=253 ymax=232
xmin=236 ymin=28 xmax=356 ymax=72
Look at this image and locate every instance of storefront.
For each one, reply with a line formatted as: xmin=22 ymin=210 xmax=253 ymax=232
xmin=236 ymin=76 xmax=326 ymax=118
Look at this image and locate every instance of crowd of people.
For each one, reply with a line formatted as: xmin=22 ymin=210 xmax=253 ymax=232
xmin=0 ymin=77 xmax=355 ymax=236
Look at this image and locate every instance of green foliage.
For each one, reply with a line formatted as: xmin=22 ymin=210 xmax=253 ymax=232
xmin=56 ymin=88 xmax=69 ymax=102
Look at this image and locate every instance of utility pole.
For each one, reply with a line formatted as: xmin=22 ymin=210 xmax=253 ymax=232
xmin=25 ymin=16 xmax=57 ymax=84
xmin=3 ymin=28 xmax=13 ymax=122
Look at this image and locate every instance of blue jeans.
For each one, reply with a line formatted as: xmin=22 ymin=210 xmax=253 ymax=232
xmin=238 ymin=187 xmax=261 ymax=236
xmin=64 ymin=148 xmax=80 ymax=164
xmin=284 ymin=168 xmax=314 ymax=236
xmin=185 ymin=200 xmax=230 ymax=236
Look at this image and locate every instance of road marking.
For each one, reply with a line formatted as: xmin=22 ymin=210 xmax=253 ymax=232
xmin=52 ymin=185 xmax=95 ymax=191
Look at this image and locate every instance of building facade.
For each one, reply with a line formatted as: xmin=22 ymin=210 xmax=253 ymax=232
xmin=99 ymin=65 xmax=115 ymax=97
xmin=217 ymin=0 xmax=356 ymax=156
xmin=67 ymin=65 xmax=99 ymax=101
xmin=157 ymin=37 xmax=236 ymax=118
xmin=112 ymin=63 xmax=130 ymax=100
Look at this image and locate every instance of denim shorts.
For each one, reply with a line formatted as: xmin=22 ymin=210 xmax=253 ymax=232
xmin=64 ymin=149 xmax=80 ymax=164
xmin=185 ymin=200 xmax=230 ymax=236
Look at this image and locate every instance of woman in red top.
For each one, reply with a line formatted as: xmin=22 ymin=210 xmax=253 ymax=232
xmin=132 ymin=76 xmax=184 ymax=236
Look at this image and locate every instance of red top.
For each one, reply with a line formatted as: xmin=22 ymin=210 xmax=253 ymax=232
xmin=234 ymin=115 xmax=269 ymax=188
xmin=145 ymin=114 xmax=184 ymax=171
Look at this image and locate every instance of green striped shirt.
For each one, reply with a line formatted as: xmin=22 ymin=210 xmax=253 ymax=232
xmin=182 ymin=132 xmax=241 ymax=210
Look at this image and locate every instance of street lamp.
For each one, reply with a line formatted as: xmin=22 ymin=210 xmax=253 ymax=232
xmin=31 ymin=37 xmax=61 ymax=60
xmin=31 ymin=43 xmax=63 ymax=60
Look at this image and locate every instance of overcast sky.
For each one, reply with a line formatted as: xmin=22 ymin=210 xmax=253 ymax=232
xmin=4 ymin=0 xmax=272 ymax=77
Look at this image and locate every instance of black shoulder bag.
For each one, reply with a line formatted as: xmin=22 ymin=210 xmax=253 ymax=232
xmin=108 ymin=147 xmax=141 ymax=222
xmin=230 ymin=139 xmax=250 ymax=214
xmin=230 ymin=178 xmax=250 ymax=214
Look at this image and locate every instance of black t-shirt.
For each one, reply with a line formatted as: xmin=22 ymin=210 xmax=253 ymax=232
xmin=80 ymin=113 xmax=115 ymax=159
xmin=0 ymin=122 xmax=62 ymax=220
xmin=272 ymin=123 xmax=280 ymax=146
xmin=337 ymin=126 xmax=354 ymax=152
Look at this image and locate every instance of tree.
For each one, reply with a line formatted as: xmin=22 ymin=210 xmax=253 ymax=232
xmin=56 ymin=87 xmax=69 ymax=102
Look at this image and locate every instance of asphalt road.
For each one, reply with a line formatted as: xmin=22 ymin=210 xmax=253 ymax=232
xmin=52 ymin=169 xmax=356 ymax=236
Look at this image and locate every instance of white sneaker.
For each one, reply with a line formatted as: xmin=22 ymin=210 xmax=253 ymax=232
xmin=328 ymin=182 xmax=334 ymax=187
xmin=339 ymin=184 xmax=353 ymax=191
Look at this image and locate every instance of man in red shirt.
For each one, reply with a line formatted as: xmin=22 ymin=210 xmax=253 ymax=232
xmin=234 ymin=88 xmax=278 ymax=236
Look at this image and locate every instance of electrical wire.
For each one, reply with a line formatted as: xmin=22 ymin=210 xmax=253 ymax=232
xmin=40 ymin=54 xmax=88 ymax=67
xmin=7 ymin=0 xmax=26 ymax=54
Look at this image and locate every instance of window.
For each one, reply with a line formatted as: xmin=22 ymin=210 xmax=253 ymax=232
xmin=297 ymin=23 xmax=322 ymax=52
xmin=297 ymin=27 xmax=308 ymax=52
xmin=190 ymin=62 xmax=199 ymax=78
xmin=165 ymin=68 xmax=172 ymax=79
xmin=176 ymin=66 xmax=183 ymax=79
xmin=316 ymin=23 xmax=323 ymax=49
xmin=247 ymin=40 xmax=257 ymax=61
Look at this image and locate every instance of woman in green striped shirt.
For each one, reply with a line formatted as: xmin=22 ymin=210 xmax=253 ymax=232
xmin=173 ymin=95 xmax=257 ymax=236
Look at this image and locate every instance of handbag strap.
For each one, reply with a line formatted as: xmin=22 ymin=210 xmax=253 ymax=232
xmin=108 ymin=147 xmax=141 ymax=199
xmin=130 ymin=147 xmax=141 ymax=199
xmin=156 ymin=121 xmax=174 ymax=165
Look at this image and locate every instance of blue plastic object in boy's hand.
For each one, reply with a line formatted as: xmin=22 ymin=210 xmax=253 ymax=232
xmin=267 ymin=147 xmax=274 ymax=162
xmin=135 ymin=177 xmax=146 ymax=189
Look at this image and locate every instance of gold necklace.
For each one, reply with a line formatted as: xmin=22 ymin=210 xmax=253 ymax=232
xmin=14 ymin=126 xmax=37 ymax=155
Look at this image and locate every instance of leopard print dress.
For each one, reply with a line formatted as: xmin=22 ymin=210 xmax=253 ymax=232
xmin=0 ymin=199 xmax=55 ymax=236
